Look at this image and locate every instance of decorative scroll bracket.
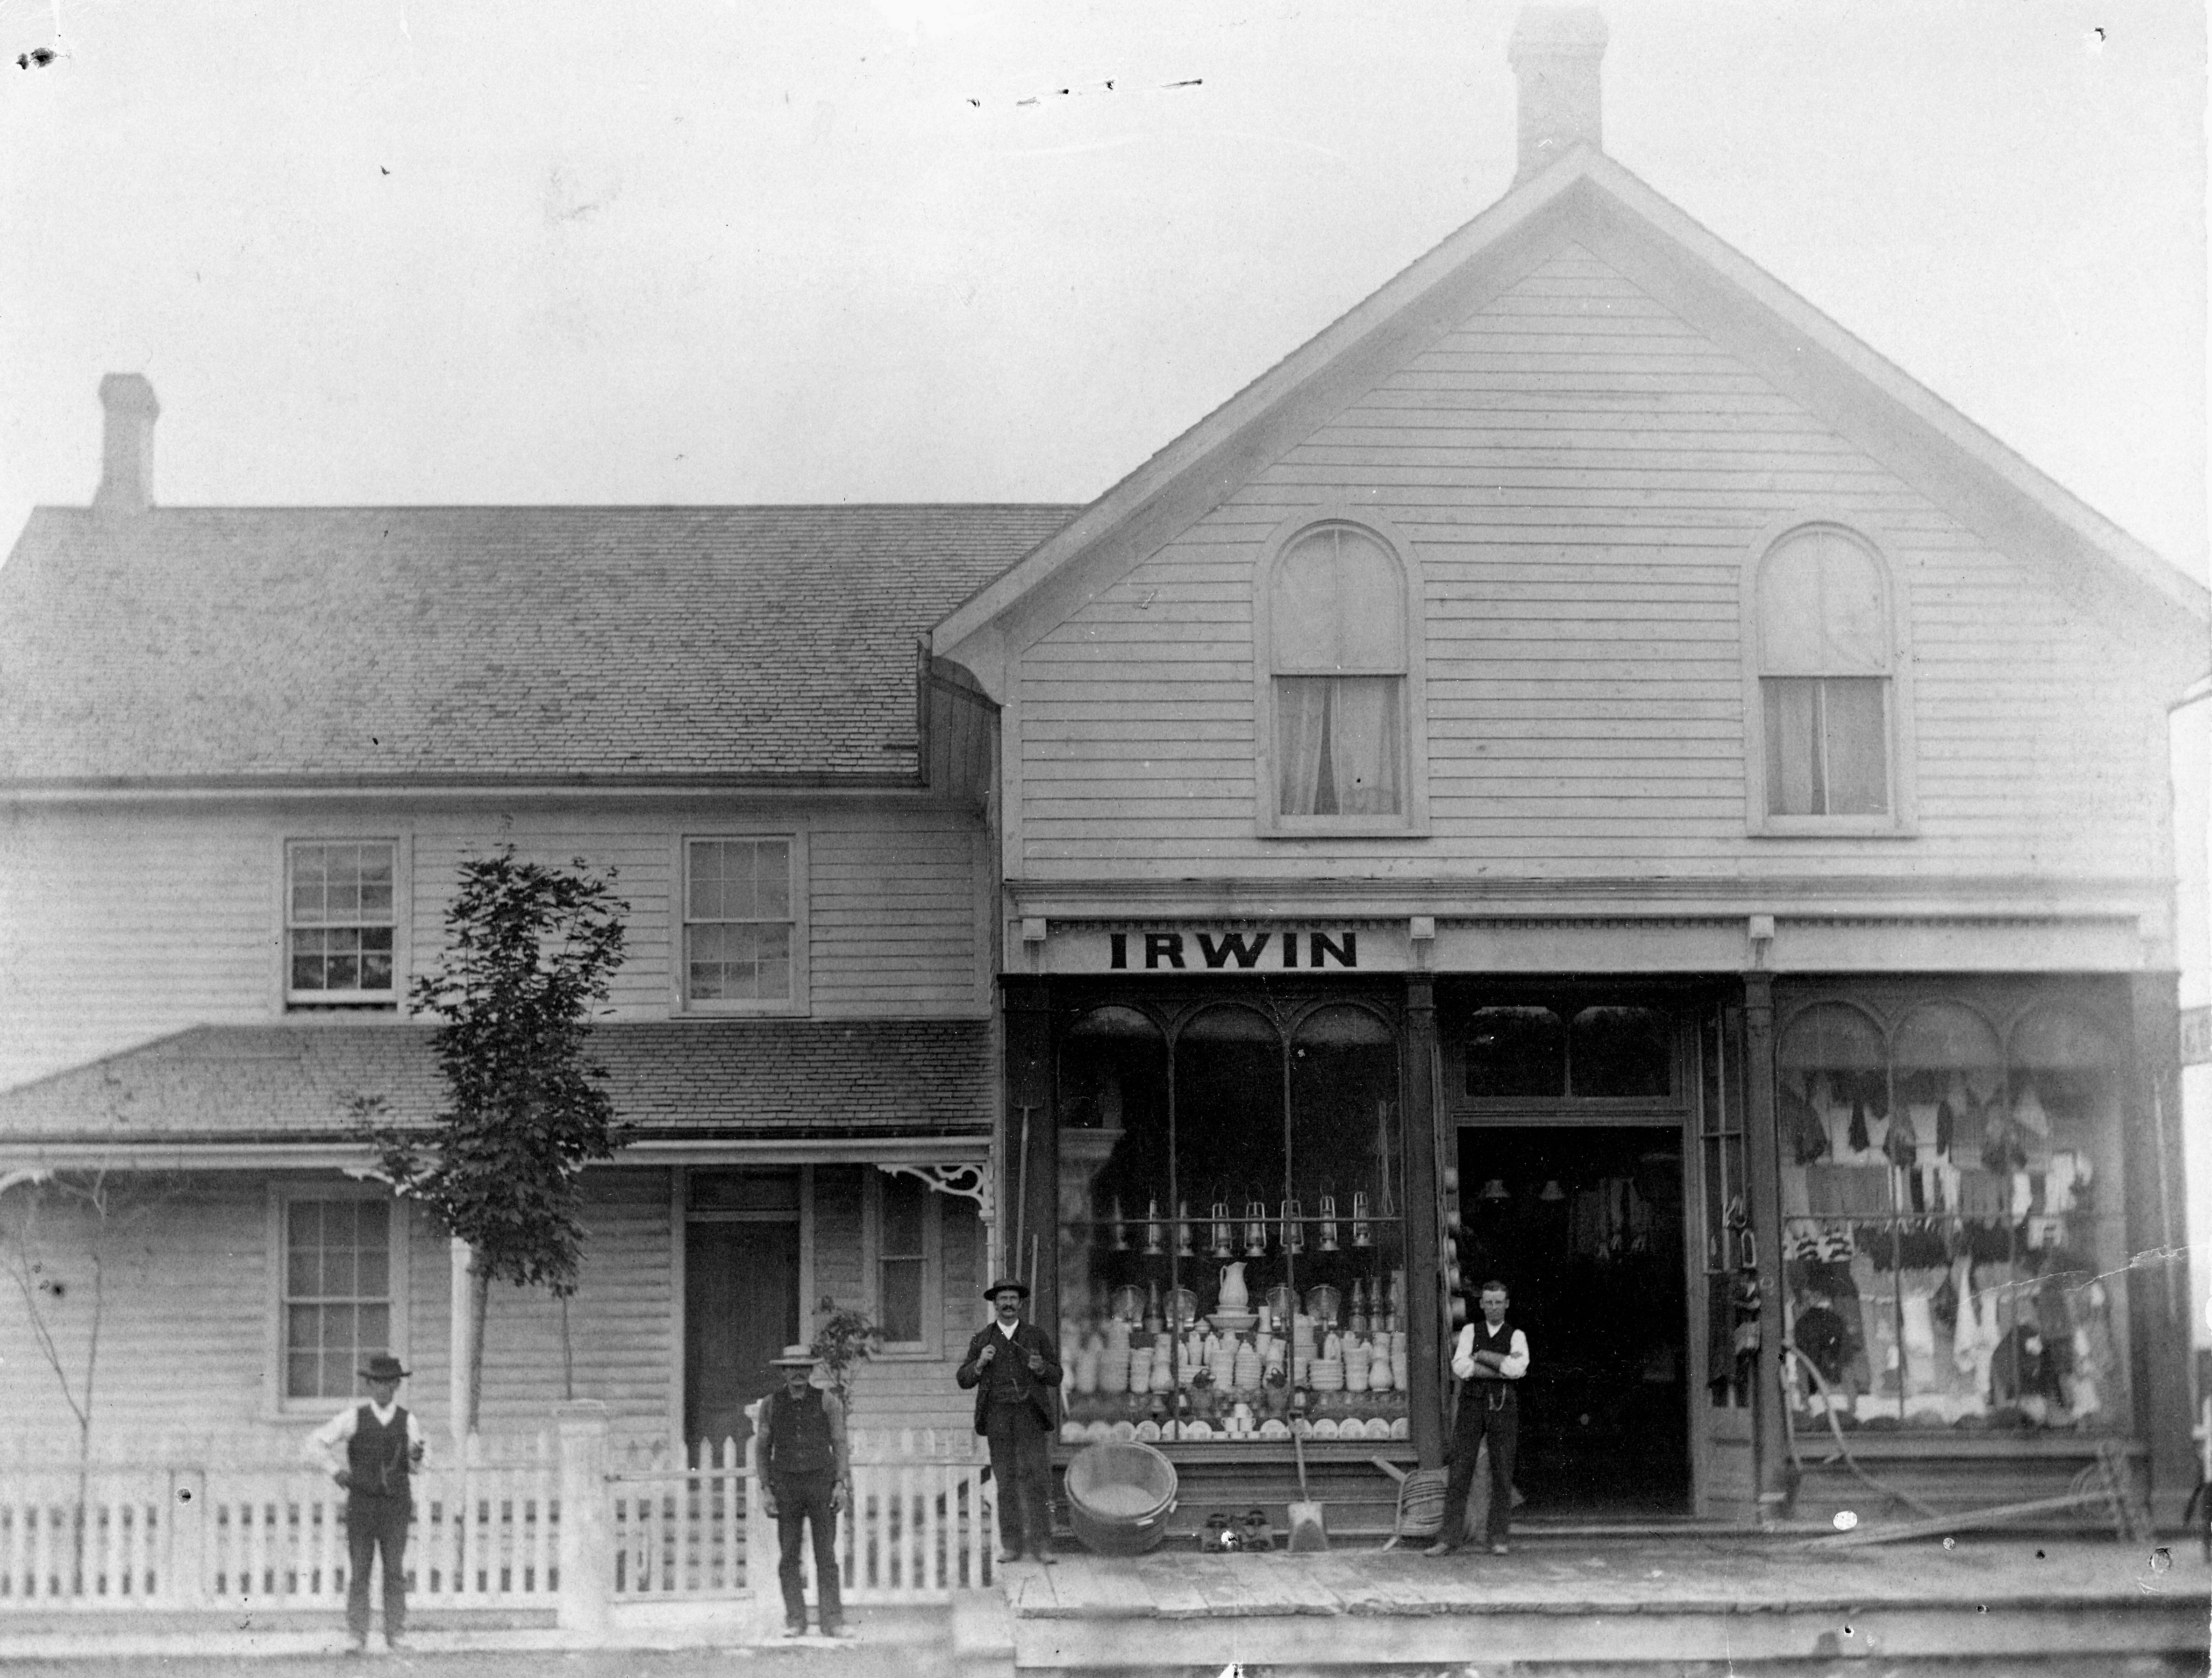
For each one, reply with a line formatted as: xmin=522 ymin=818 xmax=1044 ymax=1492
xmin=876 ymin=1160 xmax=992 ymax=1222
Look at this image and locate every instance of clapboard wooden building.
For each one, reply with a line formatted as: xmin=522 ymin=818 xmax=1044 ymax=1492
xmin=937 ymin=9 xmax=2209 ymax=1530
xmin=0 ymin=392 xmax=1072 ymax=1454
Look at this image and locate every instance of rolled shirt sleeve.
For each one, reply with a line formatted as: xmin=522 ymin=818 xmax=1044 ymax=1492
xmin=1498 ymin=1330 xmax=1530 ymax=1379
xmin=303 ymin=1405 xmax=357 ymax=1476
xmin=1449 ymin=1324 xmax=1477 ymax=1381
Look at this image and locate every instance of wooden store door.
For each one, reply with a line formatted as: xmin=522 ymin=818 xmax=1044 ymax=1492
xmin=685 ymin=1169 xmax=803 ymax=1452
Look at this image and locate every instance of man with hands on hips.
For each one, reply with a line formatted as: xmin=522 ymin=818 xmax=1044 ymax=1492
xmin=302 ymin=1353 xmax=427 ymax=1654
xmin=756 ymin=1344 xmax=852 ymax=1638
xmin=956 ymin=1279 xmax=1061 ymax=1564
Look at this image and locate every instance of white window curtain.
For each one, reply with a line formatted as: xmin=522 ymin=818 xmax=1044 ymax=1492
xmin=1758 ymin=529 xmax=1892 ymax=817
xmin=1270 ymin=524 xmax=1407 ymax=818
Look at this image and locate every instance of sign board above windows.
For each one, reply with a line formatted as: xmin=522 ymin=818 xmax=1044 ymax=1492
xmin=1040 ymin=926 xmax=1411 ymax=974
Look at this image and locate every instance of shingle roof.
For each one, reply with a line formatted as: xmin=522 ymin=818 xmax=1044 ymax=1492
xmin=0 ymin=505 xmax=1074 ymax=784
xmin=0 ymin=1020 xmax=992 ymax=1143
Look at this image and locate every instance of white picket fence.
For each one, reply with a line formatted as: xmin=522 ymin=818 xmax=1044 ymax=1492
xmin=0 ymin=1433 xmax=558 ymax=1612
xmin=607 ymin=1426 xmax=993 ymax=1606
xmin=2 ymin=1420 xmax=991 ymax=1620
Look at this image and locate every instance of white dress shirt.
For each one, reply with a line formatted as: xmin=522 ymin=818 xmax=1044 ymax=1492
xmin=303 ymin=1398 xmax=429 ymax=1477
xmin=1451 ymin=1323 xmax=1531 ymax=1382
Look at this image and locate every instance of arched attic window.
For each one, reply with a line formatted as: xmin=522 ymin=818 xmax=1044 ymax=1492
xmin=1260 ymin=519 xmax=1424 ymax=833
xmin=1749 ymin=524 xmax=1910 ymax=831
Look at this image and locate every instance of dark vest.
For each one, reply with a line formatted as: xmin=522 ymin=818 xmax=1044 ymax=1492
xmin=1469 ymin=1320 xmax=1519 ymax=1405
xmin=763 ymin=1386 xmax=835 ymax=1477
xmin=347 ymin=1405 xmax=413 ymax=1498
xmin=983 ymin=1328 xmax=1034 ymax=1406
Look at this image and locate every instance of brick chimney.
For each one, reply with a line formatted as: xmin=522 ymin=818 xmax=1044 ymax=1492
xmin=94 ymin=373 xmax=159 ymax=514
xmin=1509 ymin=5 xmax=1607 ymax=185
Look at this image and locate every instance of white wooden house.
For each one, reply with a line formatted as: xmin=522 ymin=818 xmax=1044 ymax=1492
xmin=0 ymin=396 xmax=1073 ymax=1456
xmin=938 ymin=9 xmax=2210 ymax=1531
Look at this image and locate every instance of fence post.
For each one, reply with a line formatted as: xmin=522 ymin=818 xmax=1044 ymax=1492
xmin=172 ymin=1465 xmax=211 ymax=1608
xmin=553 ymin=1402 xmax=611 ymax=1643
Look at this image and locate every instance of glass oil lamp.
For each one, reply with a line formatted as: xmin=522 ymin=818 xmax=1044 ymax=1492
xmin=1350 ymin=1190 xmax=1371 ymax=1249
xmin=1281 ymin=1198 xmax=1304 ymax=1256
xmin=1244 ymin=1200 xmax=1270 ymax=1257
xmin=1209 ymin=1199 xmax=1234 ymax=1259
xmin=1143 ymin=1198 xmax=1164 ymax=1256
xmin=1317 ymin=1193 xmax=1340 ymax=1252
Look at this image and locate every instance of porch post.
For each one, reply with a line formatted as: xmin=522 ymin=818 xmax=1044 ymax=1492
xmin=1740 ymin=972 xmax=1790 ymax=1526
xmin=2125 ymin=969 xmax=2194 ymax=1525
xmin=449 ymin=1236 xmax=473 ymax=1446
xmin=553 ymin=1400 xmax=612 ymax=1643
xmin=1402 ymin=974 xmax=1444 ymax=1469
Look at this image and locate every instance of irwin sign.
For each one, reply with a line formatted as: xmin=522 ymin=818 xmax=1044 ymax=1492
xmin=1108 ymin=930 xmax=1359 ymax=971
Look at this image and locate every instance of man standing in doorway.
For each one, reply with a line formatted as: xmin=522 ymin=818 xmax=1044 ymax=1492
xmin=956 ymin=1279 xmax=1062 ymax=1563
xmin=303 ymin=1352 xmax=427 ymax=1654
xmin=1429 ymin=1280 xmax=1530 ymax=1557
xmin=756 ymin=1345 xmax=851 ymax=1638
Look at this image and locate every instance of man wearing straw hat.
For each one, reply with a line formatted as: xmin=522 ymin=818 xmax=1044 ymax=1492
xmin=302 ymin=1352 xmax=427 ymax=1654
xmin=754 ymin=1344 xmax=851 ymax=1638
xmin=956 ymin=1278 xmax=1062 ymax=1564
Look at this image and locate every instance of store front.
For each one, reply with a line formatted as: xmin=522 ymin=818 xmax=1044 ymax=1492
xmin=1003 ymin=956 xmax=2175 ymax=1534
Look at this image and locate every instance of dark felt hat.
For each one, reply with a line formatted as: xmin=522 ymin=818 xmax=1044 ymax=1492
xmin=982 ymin=1278 xmax=1030 ymax=1299
xmin=359 ymin=1354 xmax=411 ymax=1382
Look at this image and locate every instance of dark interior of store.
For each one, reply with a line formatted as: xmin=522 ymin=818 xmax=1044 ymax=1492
xmin=1456 ymin=1124 xmax=1691 ymax=1520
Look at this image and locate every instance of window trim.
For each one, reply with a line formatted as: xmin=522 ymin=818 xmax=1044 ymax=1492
xmin=281 ymin=835 xmax=405 ymax=1010
xmin=1739 ymin=514 xmax=1917 ymax=838
xmin=674 ymin=831 xmax=810 ymax=1016
xmin=862 ymin=1166 xmax=943 ymax=1359
xmin=266 ymin=1180 xmax=411 ymax=1420
xmin=1253 ymin=506 xmax=1430 ymax=838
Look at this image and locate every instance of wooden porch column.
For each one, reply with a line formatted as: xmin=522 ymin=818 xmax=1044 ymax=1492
xmin=1403 ymin=975 xmax=1444 ymax=1469
xmin=2125 ymin=969 xmax=2194 ymax=1525
xmin=1740 ymin=972 xmax=1789 ymax=1525
xmin=1001 ymin=976 xmax=1059 ymax=1335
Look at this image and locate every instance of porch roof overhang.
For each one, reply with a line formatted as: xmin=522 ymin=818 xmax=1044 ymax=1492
xmin=0 ymin=1018 xmax=996 ymax=1165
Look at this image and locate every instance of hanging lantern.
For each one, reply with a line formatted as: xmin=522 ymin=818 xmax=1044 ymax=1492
xmin=1244 ymin=1200 xmax=1270 ymax=1256
xmin=1540 ymin=1179 xmax=1565 ymax=1202
xmin=1110 ymin=1197 xmax=1130 ymax=1252
xmin=1480 ymin=1178 xmax=1510 ymax=1203
xmin=1317 ymin=1194 xmax=1340 ymax=1252
xmin=1176 ymin=1200 xmax=1195 ymax=1258
xmin=1143 ymin=1197 xmax=1165 ymax=1256
xmin=1209 ymin=1199 xmax=1234 ymax=1259
xmin=1351 ymin=1190 xmax=1371 ymax=1249
xmin=1281 ymin=1198 xmax=1304 ymax=1256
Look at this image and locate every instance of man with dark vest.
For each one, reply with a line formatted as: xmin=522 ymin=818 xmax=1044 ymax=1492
xmin=754 ymin=1344 xmax=851 ymax=1638
xmin=303 ymin=1352 xmax=427 ymax=1653
xmin=956 ymin=1279 xmax=1061 ymax=1563
xmin=1429 ymin=1280 xmax=1531 ymax=1557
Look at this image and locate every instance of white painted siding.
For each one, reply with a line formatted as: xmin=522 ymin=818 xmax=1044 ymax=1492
xmin=1015 ymin=242 xmax=2161 ymax=882
xmin=0 ymin=800 xmax=986 ymax=1090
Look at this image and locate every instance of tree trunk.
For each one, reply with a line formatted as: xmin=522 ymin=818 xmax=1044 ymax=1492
xmin=466 ymin=1263 xmax=492 ymax=1435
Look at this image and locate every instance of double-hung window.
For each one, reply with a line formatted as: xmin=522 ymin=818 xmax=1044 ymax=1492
xmin=282 ymin=1196 xmax=393 ymax=1402
xmin=286 ymin=840 xmax=397 ymax=1008
xmin=683 ymin=837 xmax=796 ymax=1008
xmin=867 ymin=1170 xmax=940 ymax=1352
xmin=1260 ymin=520 xmax=1421 ymax=833
xmin=1752 ymin=526 xmax=1905 ymax=828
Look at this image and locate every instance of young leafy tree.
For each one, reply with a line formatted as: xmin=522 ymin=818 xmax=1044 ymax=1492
xmin=363 ymin=846 xmax=629 ymax=1433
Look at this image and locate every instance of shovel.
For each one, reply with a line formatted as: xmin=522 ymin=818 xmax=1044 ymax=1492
xmin=1284 ymin=1425 xmax=1329 ymax=1553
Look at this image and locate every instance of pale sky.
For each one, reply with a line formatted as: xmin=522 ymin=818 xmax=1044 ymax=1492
xmin=0 ymin=0 xmax=2204 ymax=581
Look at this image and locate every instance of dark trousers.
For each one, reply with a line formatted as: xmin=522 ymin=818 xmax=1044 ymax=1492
xmin=1441 ymin=1391 xmax=1518 ymax=1547
xmin=770 ymin=1470 xmax=843 ymax=1631
xmin=343 ymin=1493 xmax=410 ymax=1642
xmin=984 ymin=1402 xmax=1053 ymax=1556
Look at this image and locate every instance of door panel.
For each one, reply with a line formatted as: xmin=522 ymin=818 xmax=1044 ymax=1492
xmin=685 ymin=1220 xmax=800 ymax=1450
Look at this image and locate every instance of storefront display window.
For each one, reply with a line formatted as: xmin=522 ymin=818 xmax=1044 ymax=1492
xmin=1777 ymin=992 xmax=2130 ymax=1434
xmin=1055 ymin=997 xmax=1407 ymax=1448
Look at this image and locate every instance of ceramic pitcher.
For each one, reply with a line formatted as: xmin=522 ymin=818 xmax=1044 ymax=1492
xmin=1218 ymin=1260 xmax=1250 ymax=1312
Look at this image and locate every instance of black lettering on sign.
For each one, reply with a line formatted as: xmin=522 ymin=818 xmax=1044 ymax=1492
xmin=1196 ymin=931 xmax=1270 ymax=969
xmin=1308 ymin=931 xmax=1357 ymax=969
xmin=1144 ymin=932 xmax=1186 ymax=970
xmin=1281 ymin=933 xmax=1298 ymax=968
xmin=1109 ymin=932 xmax=1128 ymax=970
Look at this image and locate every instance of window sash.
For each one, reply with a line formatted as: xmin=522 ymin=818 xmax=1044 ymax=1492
xmin=871 ymin=1173 xmax=937 ymax=1350
xmin=1764 ymin=677 xmax=1889 ymax=817
xmin=1276 ymin=676 xmax=1404 ymax=817
xmin=684 ymin=839 xmax=796 ymax=1004
xmin=286 ymin=841 xmax=398 ymax=1000
xmin=281 ymin=1198 xmax=393 ymax=1401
